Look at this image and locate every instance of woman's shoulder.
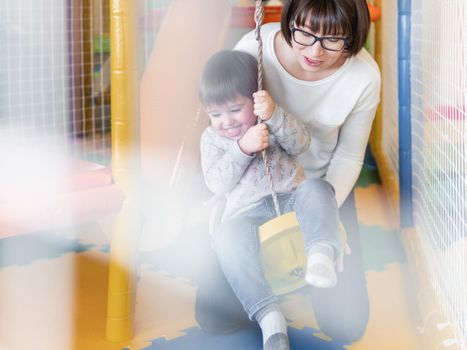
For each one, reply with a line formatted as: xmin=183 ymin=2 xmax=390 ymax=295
xmin=234 ymin=22 xmax=280 ymax=55
xmin=262 ymin=22 xmax=281 ymax=36
xmin=340 ymin=49 xmax=381 ymax=109
xmin=347 ymin=49 xmax=381 ymax=83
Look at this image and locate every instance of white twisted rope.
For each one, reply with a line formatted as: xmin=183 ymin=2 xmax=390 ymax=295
xmin=254 ymin=0 xmax=281 ymax=217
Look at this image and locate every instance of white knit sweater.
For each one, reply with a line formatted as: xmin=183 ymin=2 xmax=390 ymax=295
xmin=235 ymin=23 xmax=381 ymax=206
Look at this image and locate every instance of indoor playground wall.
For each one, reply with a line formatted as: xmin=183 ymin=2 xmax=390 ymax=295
xmin=373 ymin=0 xmax=467 ymax=348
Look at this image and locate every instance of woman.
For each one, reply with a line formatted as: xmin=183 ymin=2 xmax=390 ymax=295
xmin=195 ymin=0 xmax=381 ymax=343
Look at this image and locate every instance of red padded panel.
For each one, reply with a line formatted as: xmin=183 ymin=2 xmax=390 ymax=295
xmin=0 ymin=156 xmax=114 ymax=202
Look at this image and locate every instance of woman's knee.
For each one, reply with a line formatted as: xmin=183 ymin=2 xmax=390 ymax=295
xmin=318 ymin=307 xmax=369 ymax=342
xmin=312 ymin=277 xmax=370 ymax=342
xmin=313 ymin=285 xmax=369 ymax=341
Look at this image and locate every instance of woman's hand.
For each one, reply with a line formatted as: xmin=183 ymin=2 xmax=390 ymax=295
xmin=253 ymin=90 xmax=275 ymax=121
xmin=238 ymin=123 xmax=269 ymax=155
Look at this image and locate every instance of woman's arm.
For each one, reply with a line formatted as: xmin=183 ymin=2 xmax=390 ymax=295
xmin=325 ymin=69 xmax=381 ymax=206
xmin=324 ymin=105 xmax=378 ymax=207
xmin=200 ymin=129 xmax=254 ymax=194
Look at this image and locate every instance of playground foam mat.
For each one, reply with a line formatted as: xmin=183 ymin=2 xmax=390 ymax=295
xmin=0 ymin=166 xmax=423 ymax=350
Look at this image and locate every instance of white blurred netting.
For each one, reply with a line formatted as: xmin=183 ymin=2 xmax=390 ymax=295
xmin=0 ymin=0 xmax=173 ymax=164
xmin=0 ymin=0 xmax=111 ymax=164
xmin=411 ymin=0 xmax=467 ymax=347
xmin=380 ymin=0 xmax=399 ymax=178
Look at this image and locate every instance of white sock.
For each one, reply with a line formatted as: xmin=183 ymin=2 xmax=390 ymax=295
xmin=305 ymin=242 xmax=337 ymax=288
xmin=258 ymin=310 xmax=287 ymax=346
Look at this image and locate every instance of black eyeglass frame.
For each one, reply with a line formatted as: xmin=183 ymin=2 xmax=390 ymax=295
xmin=290 ymin=27 xmax=348 ymax=52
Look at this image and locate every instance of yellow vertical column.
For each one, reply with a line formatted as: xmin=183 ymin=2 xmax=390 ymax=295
xmin=370 ymin=0 xmax=382 ymax=147
xmin=106 ymin=0 xmax=140 ymax=342
xmin=369 ymin=0 xmax=400 ymax=223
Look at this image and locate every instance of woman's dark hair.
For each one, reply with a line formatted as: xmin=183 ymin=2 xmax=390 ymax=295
xmin=280 ymin=0 xmax=370 ymax=56
xmin=199 ymin=50 xmax=258 ymax=106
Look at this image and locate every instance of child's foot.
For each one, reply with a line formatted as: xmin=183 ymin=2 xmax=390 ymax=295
xmin=258 ymin=310 xmax=290 ymax=350
xmin=264 ymin=332 xmax=290 ymax=350
xmin=305 ymin=243 xmax=337 ymax=288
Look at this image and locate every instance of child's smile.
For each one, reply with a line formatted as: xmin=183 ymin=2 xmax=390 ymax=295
xmin=206 ymin=94 xmax=257 ymax=141
xmin=222 ymin=125 xmax=243 ymax=138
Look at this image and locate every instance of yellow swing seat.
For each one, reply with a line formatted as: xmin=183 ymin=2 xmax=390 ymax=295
xmin=259 ymin=212 xmax=308 ymax=295
xmin=259 ymin=212 xmax=348 ymax=296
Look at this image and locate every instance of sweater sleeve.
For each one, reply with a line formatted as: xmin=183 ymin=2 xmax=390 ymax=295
xmin=200 ymin=128 xmax=254 ymax=195
xmin=265 ymin=105 xmax=312 ymax=156
xmin=324 ymin=77 xmax=381 ymax=207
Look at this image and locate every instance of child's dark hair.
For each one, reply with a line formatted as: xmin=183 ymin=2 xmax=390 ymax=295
xmin=281 ymin=0 xmax=370 ymax=56
xmin=199 ymin=50 xmax=258 ymax=106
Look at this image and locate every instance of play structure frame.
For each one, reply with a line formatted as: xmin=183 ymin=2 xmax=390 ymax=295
xmin=106 ymin=0 xmax=140 ymax=341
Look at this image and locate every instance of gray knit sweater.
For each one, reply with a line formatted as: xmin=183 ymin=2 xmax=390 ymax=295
xmin=200 ymin=105 xmax=311 ymax=221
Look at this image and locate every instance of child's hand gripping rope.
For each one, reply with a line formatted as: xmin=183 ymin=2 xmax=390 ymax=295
xmin=238 ymin=90 xmax=276 ymax=155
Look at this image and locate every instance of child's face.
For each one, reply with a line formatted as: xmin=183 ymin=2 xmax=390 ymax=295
xmin=205 ymin=94 xmax=256 ymax=141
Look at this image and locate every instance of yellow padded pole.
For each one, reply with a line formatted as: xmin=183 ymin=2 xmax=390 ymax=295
xmin=106 ymin=0 xmax=140 ymax=342
xmin=369 ymin=0 xmax=382 ymax=149
xmin=369 ymin=0 xmax=400 ymax=224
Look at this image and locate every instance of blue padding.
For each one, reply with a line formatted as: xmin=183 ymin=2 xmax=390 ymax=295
xmin=398 ymin=0 xmax=413 ymax=227
xmin=398 ymin=15 xmax=411 ymax=58
xmin=398 ymin=62 xmax=411 ymax=106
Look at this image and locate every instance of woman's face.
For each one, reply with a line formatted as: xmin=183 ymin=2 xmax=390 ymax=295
xmin=290 ymin=23 xmax=348 ymax=79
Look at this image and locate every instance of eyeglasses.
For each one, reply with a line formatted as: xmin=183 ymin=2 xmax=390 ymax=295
xmin=291 ymin=28 xmax=347 ymax=52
